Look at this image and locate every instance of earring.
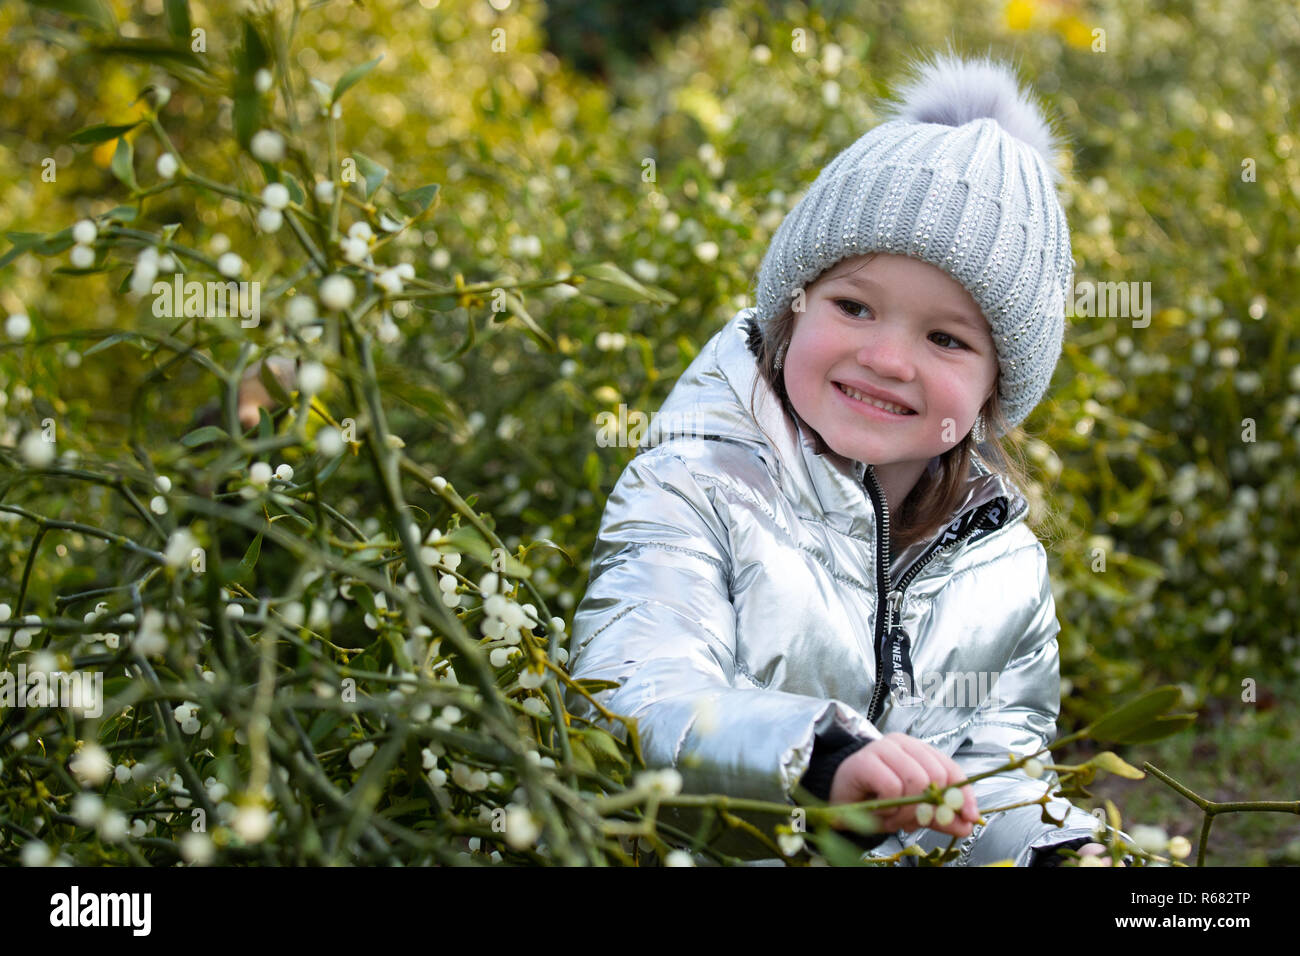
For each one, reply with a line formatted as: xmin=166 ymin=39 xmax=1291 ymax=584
xmin=971 ymin=413 xmax=987 ymax=443
xmin=773 ymin=345 xmax=785 ymax=371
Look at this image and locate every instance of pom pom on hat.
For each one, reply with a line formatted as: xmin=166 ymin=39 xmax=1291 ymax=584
xmin=880 ymin=49 xmax=1069 ymax=186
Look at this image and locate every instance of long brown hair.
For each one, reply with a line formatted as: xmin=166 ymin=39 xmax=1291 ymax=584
xmin=746 ymin=257 xmax=1054 ymax=554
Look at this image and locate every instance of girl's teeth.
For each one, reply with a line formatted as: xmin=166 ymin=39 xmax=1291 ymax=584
xmin=837 ymin=383 xmax=914 ymax=414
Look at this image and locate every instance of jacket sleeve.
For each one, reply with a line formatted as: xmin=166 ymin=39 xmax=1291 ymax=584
xmin=899 ymin=543 xmax=1131 ymax=867
xmin=565 ymin=448 xmax=883 ymax=807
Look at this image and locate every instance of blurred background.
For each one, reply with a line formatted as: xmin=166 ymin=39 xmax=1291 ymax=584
xmin=1 ymin=0 xmax=1297 ymax=864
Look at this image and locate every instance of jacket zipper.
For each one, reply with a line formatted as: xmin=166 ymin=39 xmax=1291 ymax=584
xmin=862 ymin=464 xmax=1001 ymax=724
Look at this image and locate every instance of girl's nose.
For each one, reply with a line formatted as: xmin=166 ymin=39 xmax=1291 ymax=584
xmin=856 ymin=324 xmax=916 ymax=381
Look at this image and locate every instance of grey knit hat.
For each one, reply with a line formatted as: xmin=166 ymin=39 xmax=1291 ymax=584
xmin=752 ymin=51 xmax=1074 ymax=435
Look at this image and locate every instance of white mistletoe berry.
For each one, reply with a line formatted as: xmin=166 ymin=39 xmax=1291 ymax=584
xmin=316 ymin=427 xmax=344 ymax=457
xmin=20 ymin=431 xmax=54 ymax=467
xmin=262 ymin=183 xmax=290 ymax=210
xmin=349 ymin=741 xmax=376 ymax=768
xmin=249 ymin=129 xmax=286 ymax=163
xmin=285 ymin=295 xmax=317 ymax=326
xmin=72 ymin=219 xmax=97 ymax=244
xmin=319 ymin=275 xmax=355 ymax=311
xmin=156 ymin=152 xmax=179 ymax=179
xmin=297 ymin=361 xmax=326 ymax=396
xmin=6 ymin=313 xmax=32 ymax=339
xmin=339 ymin=236 xmax=369 ymax=264
xmin=217 ymin=252 xmax=243 ymax=278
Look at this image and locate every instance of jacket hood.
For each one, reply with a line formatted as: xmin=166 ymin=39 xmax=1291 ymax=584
xmin=645 ymin=307 xmax=1029 ymax=571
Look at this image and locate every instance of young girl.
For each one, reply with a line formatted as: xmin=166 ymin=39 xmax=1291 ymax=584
xmin=566 ymin=52 xmax=1130 ymax=866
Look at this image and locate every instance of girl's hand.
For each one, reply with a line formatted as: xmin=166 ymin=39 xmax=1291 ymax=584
xmin=828 ymin=732 xmax=979 ymax=840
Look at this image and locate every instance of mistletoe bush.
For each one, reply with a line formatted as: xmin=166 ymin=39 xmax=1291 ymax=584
xmin=0 ymin=0 xmax=1293 ymax=866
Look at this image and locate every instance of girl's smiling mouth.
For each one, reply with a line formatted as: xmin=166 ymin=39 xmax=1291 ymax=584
xmin=833 ymin=381 xmax=918 ymax=416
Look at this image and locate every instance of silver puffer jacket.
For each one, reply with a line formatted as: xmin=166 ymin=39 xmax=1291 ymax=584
xmin=567 ymin=307 xmax=1121 ymax=866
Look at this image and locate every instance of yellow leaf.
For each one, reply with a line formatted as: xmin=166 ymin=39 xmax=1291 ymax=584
xmin=1090 ymin=751 xmax=1146 ymax=780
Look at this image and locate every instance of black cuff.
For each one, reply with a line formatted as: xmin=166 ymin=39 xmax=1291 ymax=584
xmin=798 ymin=726 xmax=888 ymax=852
xmin=799 ymin=724 xmax=871 ymax=802
xmin=1030 ymin=836 xmax=1093 ymax=867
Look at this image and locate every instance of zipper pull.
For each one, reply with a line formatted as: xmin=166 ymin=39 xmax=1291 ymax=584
xmin=886 ymin=589 xmax=905 ymax=626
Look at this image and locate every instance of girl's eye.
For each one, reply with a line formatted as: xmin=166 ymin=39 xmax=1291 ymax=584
xmin=834 ymin=298 xmax=872 ymax=319
xmin=929 ymin=331 xmax=969 ymax=351
xmin=835 ymin=299 xmax=969 ymax=350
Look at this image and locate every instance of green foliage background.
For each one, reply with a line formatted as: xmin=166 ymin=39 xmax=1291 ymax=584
xmin=0 ymin=0 xmax=1297 ymax=864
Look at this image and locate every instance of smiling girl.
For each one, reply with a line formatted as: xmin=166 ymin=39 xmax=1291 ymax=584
xmin=566 ymin=50 xmax=1131 ymax=866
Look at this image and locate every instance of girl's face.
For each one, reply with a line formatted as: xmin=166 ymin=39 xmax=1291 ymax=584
xmin=781 ymin=253 xmax=998 ymax=499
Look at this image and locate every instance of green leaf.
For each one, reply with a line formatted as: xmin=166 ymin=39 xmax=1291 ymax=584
xmin=574 ymin=678 xmax=622 ymax=694
xmin=566 ymin=738 xmax=598 ymax=773
xmin=308 ymin=711 xmax=343 ymax=744
xmin=1110 ymin=714 xmax=1197 ymax=744
xmin=439 ymin=311 xmax=476 ymax=362
xmin=68 ymin=122 xmax=141 ymax=144
xmin=259 ymin=358 xmax=291 ymax=405
xmin=575 ymin=261 xmax=676 ymax=306
xmin=352 ymin=152 xmax=388 ymax=200
xmin=332 ymin=55 xmax=383 ymax=104
xmin=163 ymin=0 xmax=191 ymax=43
xmin=498 ymin=291 xmax=556 ymax=352
xmin=394 ymin=183 xmax=440 ymax=218
xmin=103 ymin=205 xmax=137 ymax=223
xmin=351 ymin=586 xmax=377 ymax=617
xmin=32 ymin=230 xmax=76 ymax=257
xmin=83 ymin=332 xmax=139 ymax=357
xmin=580 ymin=728 xmax=630 ymax=773
xmin=519 ymin=537 xmax=575 ymax=566
xmin=1086 ymin=685 xmax=1184 ymax=744
xmin=1088 ymin=751 xmax=1146 ymax=780
xmin=89 ymin=38 xmax=205 ymax=72
xmin=28 ymin=0 xmax=116 ymax=32
xmin=235 ymin=532 xmax=263 ymax=582
xmin=378 ymin=798 xmax=429 ymax=819
xmin=0 ymin=235 xmax=39 ymax=269
xmin=810 ymin=828 xmax=874 ymax=867
xmin=281 ymin=172 xmax=305 ymax=207
xmin=233 ymin=95 xmax=260 ymax=152
xmin=179 ymin=425 xmax=227 ymax=447
xmin=109 ymin=136 xmax=137 ymax=191
xmin=257 ymin=405 xmax=273 ymax=442
xmin=232 ymin=18 xmax=269 ymax=148
xmin=316 ymin=451 xmax=345 ymax=483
